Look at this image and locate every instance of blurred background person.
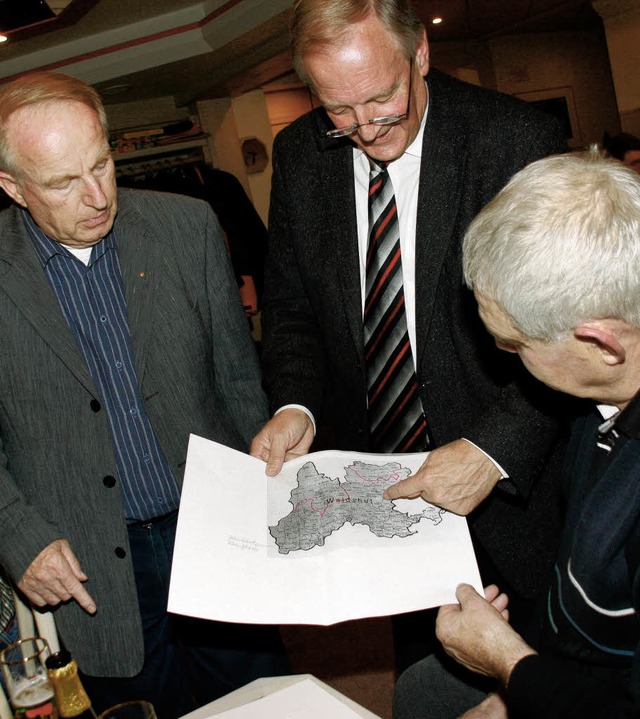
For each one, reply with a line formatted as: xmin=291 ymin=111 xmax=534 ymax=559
xmin=603 ymin=130 xmax=640 ymax=174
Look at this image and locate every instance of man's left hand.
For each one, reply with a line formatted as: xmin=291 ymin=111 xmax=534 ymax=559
xmin=436 ymin=584 xmax=536 ymax=686
xmin=383 ymin=439 xmax=501 ymax=515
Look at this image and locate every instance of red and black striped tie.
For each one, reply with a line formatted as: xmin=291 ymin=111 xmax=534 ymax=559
xmin=364 ymin=160 xmax=429 ymax=453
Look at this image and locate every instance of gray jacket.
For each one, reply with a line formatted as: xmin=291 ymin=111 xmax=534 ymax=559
xmin=0 ymin=188 xmax=268 ymax=676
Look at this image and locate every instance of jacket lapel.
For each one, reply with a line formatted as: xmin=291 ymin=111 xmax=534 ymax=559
xmin=313 ymin=116 xmax=365 ymax=359
xmin=415 ymin=72 xmax=469 ymax=366
xmin=0 ymin=208 xmax=96 ymax=393
xmin=115 ymin=192 xmax=159 ymax=386
xmin=331 ymin=152 xmax=364 ymax=359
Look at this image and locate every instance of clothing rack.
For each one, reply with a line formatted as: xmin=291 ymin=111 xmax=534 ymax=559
xmin=114 ymin=150 xmax=204 ymax=179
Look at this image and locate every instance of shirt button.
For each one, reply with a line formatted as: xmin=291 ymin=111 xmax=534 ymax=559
xmin=100 ymin=315 xmax=107 ymax=323
xmin=115 ymin=361 xmax=123 ymax=369
xmin=129 ymin=408 xmax=138 ymax=417
xmin=90 ymin=399 xmax=101 ymax=412
xmin=114 ymin=547 xmax=126 ymax=558
xmin=103 ymin=475 xmax=116 ymax=488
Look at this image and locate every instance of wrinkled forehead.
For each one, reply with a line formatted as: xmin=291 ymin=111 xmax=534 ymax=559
xmin=6 ymin=101 xmax=111 ymax=187
xmin=7 ymin=100 xmax=105 ymax=146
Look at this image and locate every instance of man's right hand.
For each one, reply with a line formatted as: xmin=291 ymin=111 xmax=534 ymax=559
xmin=250 ymin=408 xmax=315 ymax=476
xmin=19 ymin=539 xmax=96 ymax=614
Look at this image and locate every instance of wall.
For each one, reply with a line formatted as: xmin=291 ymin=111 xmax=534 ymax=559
xmin=231 ymin=90 xmax=275 ymax=226
xmin=489 ymin=28 xmax=620 ymax=148
xmin=264 ymin=83 xmax=317 ymax=136
xmin=593 ymin=0 xmax=640 ymax=135
xmin=430 ymin=25 xmax=619 ymax=149
xmin=105 ymin=96 xmax=190 ymax=132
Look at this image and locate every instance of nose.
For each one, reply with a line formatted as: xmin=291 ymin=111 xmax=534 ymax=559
xmin=83 ymin=176 xmax=108 ymax=208
xmin=356 ymin=121 xmax=384 ymax=143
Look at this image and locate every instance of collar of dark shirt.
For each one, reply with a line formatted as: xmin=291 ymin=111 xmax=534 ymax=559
xmin=21 ymin=208 xmax=115 ymax=268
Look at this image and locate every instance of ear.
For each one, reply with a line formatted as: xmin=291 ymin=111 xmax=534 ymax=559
xmin=0 ymin=171 xmax=26 ymax=208
xmin=574 ymin=321 xmax=626 ymax=366
xmin=415 ymin=27 xmax=430 ymax=76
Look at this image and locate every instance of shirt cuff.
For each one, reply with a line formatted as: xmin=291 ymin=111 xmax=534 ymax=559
xmin=461 ymin=438 xmax=509 ymax=478
xmin=274 ymin=405 xmax=317 ymax=436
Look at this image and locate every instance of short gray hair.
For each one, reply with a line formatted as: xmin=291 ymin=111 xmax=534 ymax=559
xmin=290 ymin=0 xmax=424 ymax=84
xmin=463 ymin=148 xmax=640 ymax=341
xmin=0 ymin=71 xmax=109 ymax=176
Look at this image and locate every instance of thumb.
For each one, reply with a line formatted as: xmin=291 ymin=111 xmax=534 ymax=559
xmin=265 ymin=436 xmax=287 ymax=477
xmin=60 ymin=542 xmax=88 ymax=582
xmin=455 ymin=583 xmax=481 ymax=606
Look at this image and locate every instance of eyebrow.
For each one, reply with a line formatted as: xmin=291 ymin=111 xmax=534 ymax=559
xmin=323 ymin=79 xmax=402 ymax=113
xmin=45 ymin=153 xmax=111 ymax=187
xmin=45 ymin=173 xmax=75 ymax=188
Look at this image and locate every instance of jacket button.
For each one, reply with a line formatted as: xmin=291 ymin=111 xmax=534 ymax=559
xmin=114 ymin=547 xmax=126 ymax=558
xmin=90 ymin=399 xmax=101 ymax=412
xmin=103 ymin=475 xmax=116 ymax=488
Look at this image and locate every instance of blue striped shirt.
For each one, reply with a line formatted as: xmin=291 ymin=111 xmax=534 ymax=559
xmin=24 ymin=210 xmax=180 ymax=521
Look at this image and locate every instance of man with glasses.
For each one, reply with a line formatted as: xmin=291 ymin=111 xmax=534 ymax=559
xmin=252 ymin=0 xmax=568 ymax=663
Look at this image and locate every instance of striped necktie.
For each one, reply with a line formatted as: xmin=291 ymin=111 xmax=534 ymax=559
xmin=364 ymin=159 xmax=429 ymax=453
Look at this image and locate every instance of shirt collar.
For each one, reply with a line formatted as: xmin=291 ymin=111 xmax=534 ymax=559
xmin=22 ymin=208 xmax=115 ymax=268
xmin=404 ymin=87 xmax=428 ymax=160
xmin=597 ymin=392 xmax=640 ymax=439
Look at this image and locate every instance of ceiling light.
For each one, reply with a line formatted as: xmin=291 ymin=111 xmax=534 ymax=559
xmin=100 ymin=83 xmax=132 ymax=96
xmin=432 ymin=17 xmax=443 ymax=25
xmin=0 ymin=35 xmax=7 ymax=43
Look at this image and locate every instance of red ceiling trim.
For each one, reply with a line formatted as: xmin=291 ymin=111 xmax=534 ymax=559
xmin=0 ymin=0 xmax=246 ymax=84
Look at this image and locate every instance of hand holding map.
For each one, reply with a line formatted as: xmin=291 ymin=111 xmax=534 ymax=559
xmin=168 ymin=435 xmax=482 ymax=625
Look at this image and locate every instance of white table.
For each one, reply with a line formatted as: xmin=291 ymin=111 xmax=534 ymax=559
xmin=180 ymin=674 xmax=383 ymax=718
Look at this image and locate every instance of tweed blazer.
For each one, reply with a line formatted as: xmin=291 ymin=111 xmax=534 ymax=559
xmin=0 ymin=188 xmax=268 ymax=676
xmin=262 ymin=69 xmax=569 ymax=597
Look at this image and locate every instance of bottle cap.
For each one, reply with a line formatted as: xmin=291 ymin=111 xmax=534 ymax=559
xmin=45 ymin=649 xmax=72 ymax=670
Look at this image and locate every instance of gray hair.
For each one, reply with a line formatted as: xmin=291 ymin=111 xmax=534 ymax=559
xmin=0 ymin=71 xmax=109 ymax=176
xmin=463 ymin=148 xmax=640 ymax=341
xmin=290 ymin=0 xmax=424 ymax=84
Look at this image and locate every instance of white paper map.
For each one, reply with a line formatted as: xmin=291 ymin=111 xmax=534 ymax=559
xmin=269 ymin=459 xmax=446 ymax=554
xmin=168 ymin=434 xmax=482 ymax=625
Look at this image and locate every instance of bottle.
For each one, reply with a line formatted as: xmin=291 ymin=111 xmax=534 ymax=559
xmin=44 ymin=651 xmax=96 ymax=719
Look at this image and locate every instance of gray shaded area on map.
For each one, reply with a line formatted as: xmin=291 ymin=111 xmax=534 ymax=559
xmin=270 ymin=460 xmax=445 ymax=554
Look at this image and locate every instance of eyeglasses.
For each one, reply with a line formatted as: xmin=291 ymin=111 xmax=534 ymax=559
xmin=325 ymin=59 xmax=413 ymax=139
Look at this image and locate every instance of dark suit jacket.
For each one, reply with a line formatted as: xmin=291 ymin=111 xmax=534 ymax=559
xmin=0 ymin=189 xmax=268 ymax=676
xmin=262 ymin=69 xmax=568 ymax=597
